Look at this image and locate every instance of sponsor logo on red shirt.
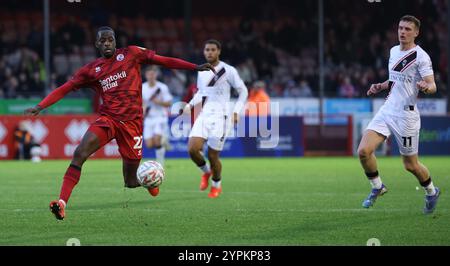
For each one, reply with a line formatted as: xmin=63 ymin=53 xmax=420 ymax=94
xmin=99 ymin=71 xmax=127 ymax=92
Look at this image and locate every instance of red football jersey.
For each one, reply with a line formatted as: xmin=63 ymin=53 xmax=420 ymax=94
xmin=69 ymin=45 xmax=155 ymax=121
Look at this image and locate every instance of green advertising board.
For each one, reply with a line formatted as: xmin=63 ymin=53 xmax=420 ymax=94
xmin=0 ymin=99 xmax=92 ymax=114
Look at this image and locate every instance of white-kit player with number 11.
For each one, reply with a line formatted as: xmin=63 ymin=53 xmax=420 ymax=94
xmin=181 ymin=39 xmax=248 ymax=198
xmin=358 ymin=15 xmax=440 ymax=214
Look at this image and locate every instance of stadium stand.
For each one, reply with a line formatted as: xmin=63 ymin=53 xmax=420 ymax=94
xmin=0 ymin=0 xmax=447 ymax=100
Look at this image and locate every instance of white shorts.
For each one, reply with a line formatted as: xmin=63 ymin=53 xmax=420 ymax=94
xmin=366 ymin=111 xmax=420 ymax=155
xmin=143 ymin=117 xmax=169 ymax=140
xmin=189 ymin=114 xmax=231 ymax=151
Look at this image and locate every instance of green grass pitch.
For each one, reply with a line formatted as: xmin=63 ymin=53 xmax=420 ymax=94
xmin=0 ymin=157 xmax=448 ymax=246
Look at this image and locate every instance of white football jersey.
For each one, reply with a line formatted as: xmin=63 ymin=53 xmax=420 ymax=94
xmin=142 ymin=81 xmax=173 ymax=119
xmin=381 ymin=45 xmax=434 ymax=116
xmin=190 ymin=61 xmax=248 ymax=116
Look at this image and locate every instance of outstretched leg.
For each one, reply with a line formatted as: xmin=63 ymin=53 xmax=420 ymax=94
xmin=122 ymin=159 xmax=160 ymax=197
xmin=122 ymin=159 xmax=141 ymax=188
xmin=357 ymin=130 xmax=388 ymax=208
xmin=207 ymin=147 xmax=222 ymax=183
xmin=188 ymin=137 xmax=211 ymax=190
xmin=357 ymin=130 xmax=385 ymax=175
xmin=207 ymin=147 xmax=222 ymax=198
xmin=63 ymin=130 xmax=103 ymax=202
xmin=50 ymin=129 xmax=105 ymax=220
xmin=402 ymin=154 xmax=440 ymax=214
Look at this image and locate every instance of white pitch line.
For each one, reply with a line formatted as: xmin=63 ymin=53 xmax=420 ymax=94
xmin=154 ymin=189 xmax=370 ymax=196
xmin=236 ymin=208 xmax=450 ymax=213
xmin=0 ymin=208 xmax=447 ymax=213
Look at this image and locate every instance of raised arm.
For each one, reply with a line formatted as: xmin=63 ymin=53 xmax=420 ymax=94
xmin=151 ymin=55 xmax=216 ymax=73
xmin=24 ymin=82 xmax=77 ymax=116
xmin=132 ymin=45 xmax=215 ymax=73
xmin=25 ymin=66 xmax=90 ymax=116
xmin=233 ymin=84 xmax=249 ymax=116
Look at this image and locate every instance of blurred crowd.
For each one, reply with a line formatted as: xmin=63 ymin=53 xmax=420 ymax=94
xmin=0 ymin=0 xmax=447 ymax=100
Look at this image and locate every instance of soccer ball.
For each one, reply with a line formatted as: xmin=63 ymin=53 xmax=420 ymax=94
xmin=137 ymin=161 xmax=165 ymax=188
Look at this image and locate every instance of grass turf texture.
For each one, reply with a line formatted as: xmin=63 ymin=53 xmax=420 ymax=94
xmin=0 ymin=157 xmax=448 ymax=246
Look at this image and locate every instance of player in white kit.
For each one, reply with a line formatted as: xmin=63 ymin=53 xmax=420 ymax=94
xmin=358 ymin=15 xmax=440 ymax=214
xmin=182 ymin=40 xmax=248 ymax=198
xmin=142 ymin=66 xmax=173 ymax=166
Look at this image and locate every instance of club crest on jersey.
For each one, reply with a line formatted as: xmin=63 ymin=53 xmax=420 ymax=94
xmin=95 ymin=66 xmax=101 ymax=73
xmin=402 ymin=59 xmax=407 ymax=67
xmin=116 ymin=54 xmax=124 ymax=61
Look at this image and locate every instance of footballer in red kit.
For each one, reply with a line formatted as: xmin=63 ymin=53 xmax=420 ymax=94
xmin=25 ymin=26 xmax=215 ymax=220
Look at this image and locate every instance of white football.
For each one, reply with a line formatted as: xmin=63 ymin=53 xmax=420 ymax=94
xmin=137 ymin=161 xmax=165 ymax=188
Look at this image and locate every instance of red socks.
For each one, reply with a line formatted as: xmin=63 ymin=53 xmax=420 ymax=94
xmin=59 ymin=164 xmax=82 ymax=204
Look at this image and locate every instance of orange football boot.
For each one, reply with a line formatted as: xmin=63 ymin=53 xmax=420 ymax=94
xmin=208 ymin=186 xmax=222 ymax=198
xmin=200 ymin=172 xmax=211 ymax=191
xmin=148 ymin=186 xmax=160 ymax=197
xmin=49 ymin=200 xmax=65 ymax=220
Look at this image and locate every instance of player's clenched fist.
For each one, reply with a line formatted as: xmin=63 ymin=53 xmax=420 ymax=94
xmin=24 ymin=105 xmax=42 ymax=116
xmin=417 ymin=80 xmax=429 ymax=94
xmin=196 ymin=63 xmax=216 ymax=73
xmin=178 ymin=103 xmax=191 ymax=116
xmin=367 ymin=83 xmax=383 ymax=96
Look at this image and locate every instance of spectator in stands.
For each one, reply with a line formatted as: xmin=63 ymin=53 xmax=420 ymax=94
xmin=164 ymin=69 xmax=187 ymax=97
xmin=29 ymin=71 xmax=45 ymax=97
xmin=237 ymin=59 xmax=258 ymax=84
xmin=0 ymin=0 xmax=447 ymax=99
xmin=5 ymin=74 xmax=19 ymax=99
xmin=57 ymin=16 xmax=86 ymax=52
xmin=283 ymin=80 xmax=301 ymax=97
xmin=14 ymin=121 xmax=42 ymax=162
xmin=338 ymin=76 xmax=357 ymax=98
xmin=269 ymin=83 xmax=284 ymax=97
xmin=247 ymin=80 xmax=270 ymax=116
xmin=297 ymin=79 xmax=314 ymax=97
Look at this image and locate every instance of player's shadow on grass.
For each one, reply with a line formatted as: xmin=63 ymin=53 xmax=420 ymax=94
xmin=71 ymin=195 xmax=202 ymax=211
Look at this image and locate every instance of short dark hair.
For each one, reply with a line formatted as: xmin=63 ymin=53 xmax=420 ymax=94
xmin=400 ymin=15 xmax=421 ymax=30
xmin=145 ymin=65 xmax=160 ymax=73
xmin=205 ymin=39 xmax=221 ymax=50
xmin=97 ymin=26 xmax=115 ymax=39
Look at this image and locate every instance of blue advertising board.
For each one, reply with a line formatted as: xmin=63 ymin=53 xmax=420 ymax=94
xmin=142 ymin=116 xmax=304 ymax=158
xmin=390 ymin=116 xmax=450 ymax=155
xmin=324 ymin=99 xmax=371 ymax=125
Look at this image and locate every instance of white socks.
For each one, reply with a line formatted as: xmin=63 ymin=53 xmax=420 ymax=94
xmin=59 ymin=199 xmax=67 ymax=208
xmin=369 ymin=177 xmax=383 ymax=190
xmin=423 ymin=181 xmax=436 ymax=196
xmin=199 ymin=163 xmax=210 ymax=174
xmin=155 ymin=147 xmax=166 ymax=166
xmin=212 ymin=180 xmax=221 ymax=188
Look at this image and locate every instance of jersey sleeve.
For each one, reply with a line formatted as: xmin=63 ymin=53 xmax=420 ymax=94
xmin=161 ymin=84 xmax=173 ymax=102
xmin=150 ymin=55 xmax=197 ymax=70
xmin=227 ymin=66 xmax=246 ymax=89
xmin=188 ymin=91 xmax=203 ymax=107
xmin=418 ymin=52 xmax=434 ymax=78
xmin=228 ymin=66 xmax=248 ymax=114
xmin=141 ymin=83 xmax=149 ymax=102
xmin=37 ymin=82 xmax=74 ymax=109
xmin=387 ymin=47 xmax=394 ymax=73
xmin=128 ymin=45 xmax=156 ymax=64
xmin=68 ymin=65 xmax=93 ymax=89
xmin=37 ymin=66 xmax=92 ymax=109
